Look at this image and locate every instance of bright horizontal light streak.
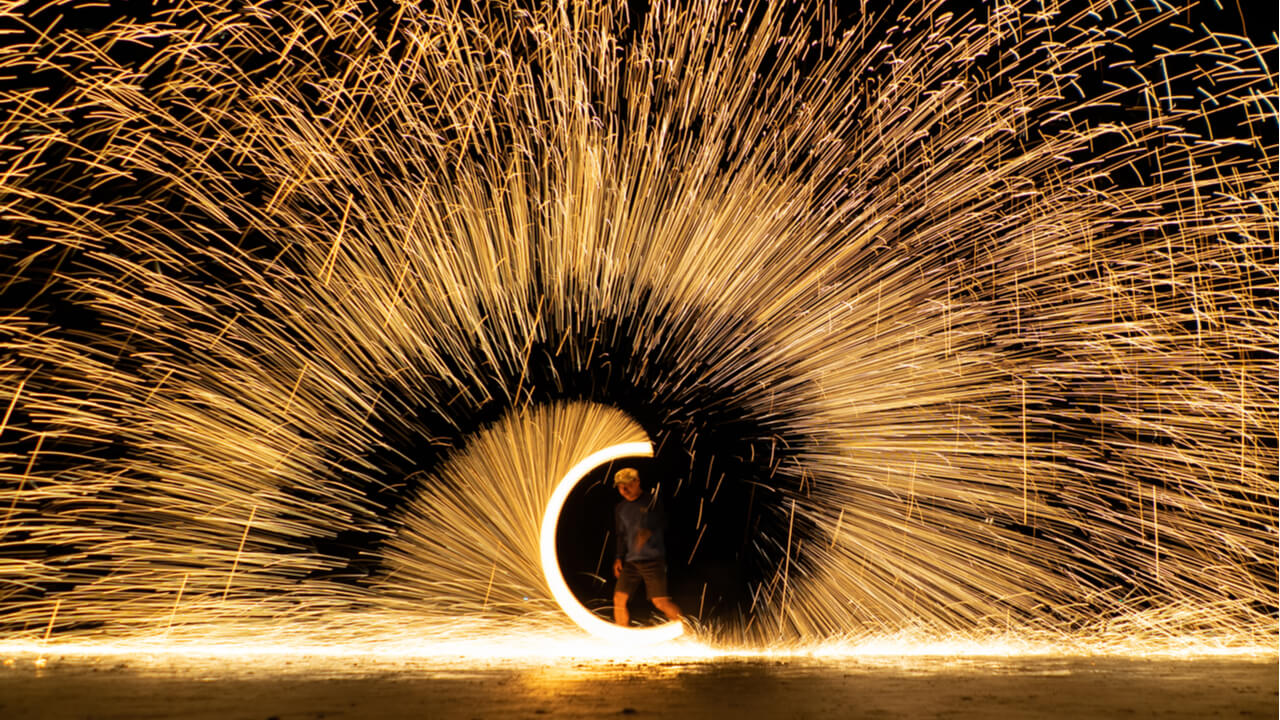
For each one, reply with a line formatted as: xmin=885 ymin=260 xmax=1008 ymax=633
xmin=539 ymin=440 xmax=684 ymax=644
xmin=4 ymin=633 xmax=1272 ymax=664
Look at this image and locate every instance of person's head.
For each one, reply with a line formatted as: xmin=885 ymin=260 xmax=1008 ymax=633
xmin=613 ymin=467 xmax=642 ymax=502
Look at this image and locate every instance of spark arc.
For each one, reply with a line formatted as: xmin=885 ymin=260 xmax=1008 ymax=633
xmin=0 ymin=0 xmax=1273 ymax=649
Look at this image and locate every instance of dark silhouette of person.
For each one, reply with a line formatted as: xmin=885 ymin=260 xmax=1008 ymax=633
xmin=611 ymin=467 xmax=682 ymax=626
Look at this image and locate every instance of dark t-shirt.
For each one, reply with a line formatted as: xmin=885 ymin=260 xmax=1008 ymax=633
xmin=615 ymin=489 xmax=666 ymax=563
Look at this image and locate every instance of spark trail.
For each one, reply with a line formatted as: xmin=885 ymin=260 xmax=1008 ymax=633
xmin=0 ymin=0 xmax=1274 ymax=651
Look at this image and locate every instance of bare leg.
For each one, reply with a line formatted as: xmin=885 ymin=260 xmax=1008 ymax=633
xmin=651 ymin=596 xmax=682 ymax=622
xmin=613 ymin=592 xmax=630 ymax=626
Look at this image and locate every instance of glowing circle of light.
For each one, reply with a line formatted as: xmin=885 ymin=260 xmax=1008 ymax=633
xmin=538 ymin=439 xmax=684 ymax=644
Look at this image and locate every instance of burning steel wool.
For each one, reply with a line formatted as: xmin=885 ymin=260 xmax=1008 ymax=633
xmin=0 ymin=0 xmax=1274 ymax=655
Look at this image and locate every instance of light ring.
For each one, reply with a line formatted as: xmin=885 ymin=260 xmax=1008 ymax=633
xmin=539 ymin=440 xmax=684 ymax=643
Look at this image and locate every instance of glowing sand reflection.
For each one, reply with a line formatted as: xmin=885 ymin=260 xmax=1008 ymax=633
xmin=0 ymin=631 xmax=1272 ymax=672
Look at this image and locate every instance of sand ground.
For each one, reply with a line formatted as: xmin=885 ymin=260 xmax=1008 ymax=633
xmin=1 ymin=652 xmax=1275 ymax=719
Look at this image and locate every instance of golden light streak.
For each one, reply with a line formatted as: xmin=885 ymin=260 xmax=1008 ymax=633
xmin=0 ymin=373 xmax=26 ymax=439
xmin=34 ymin=599 xmax=60 ymax=670
xmin=164 ymin=573 xmax=188 ymax=640
xmin=222 ymin=506 xmax=257 ymax=603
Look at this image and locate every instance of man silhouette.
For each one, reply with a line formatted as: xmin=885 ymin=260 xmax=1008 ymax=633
xmin=611 ymin=468 xmax=681 ymax=626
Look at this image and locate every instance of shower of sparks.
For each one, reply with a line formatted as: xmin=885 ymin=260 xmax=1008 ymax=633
xmin=0 ymin=0 xmax=1275 ymax=655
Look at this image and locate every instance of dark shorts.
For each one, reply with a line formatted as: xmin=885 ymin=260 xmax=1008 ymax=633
xmin=615 ymin=559 xmax=670 ymax=599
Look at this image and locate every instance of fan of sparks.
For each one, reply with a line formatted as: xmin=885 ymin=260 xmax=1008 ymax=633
xmin=0 ymin=0 xmax=1274 ymax=649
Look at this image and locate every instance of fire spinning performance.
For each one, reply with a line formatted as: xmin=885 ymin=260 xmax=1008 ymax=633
xmin=0 ymin=0 xmax=1273 ymax=655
